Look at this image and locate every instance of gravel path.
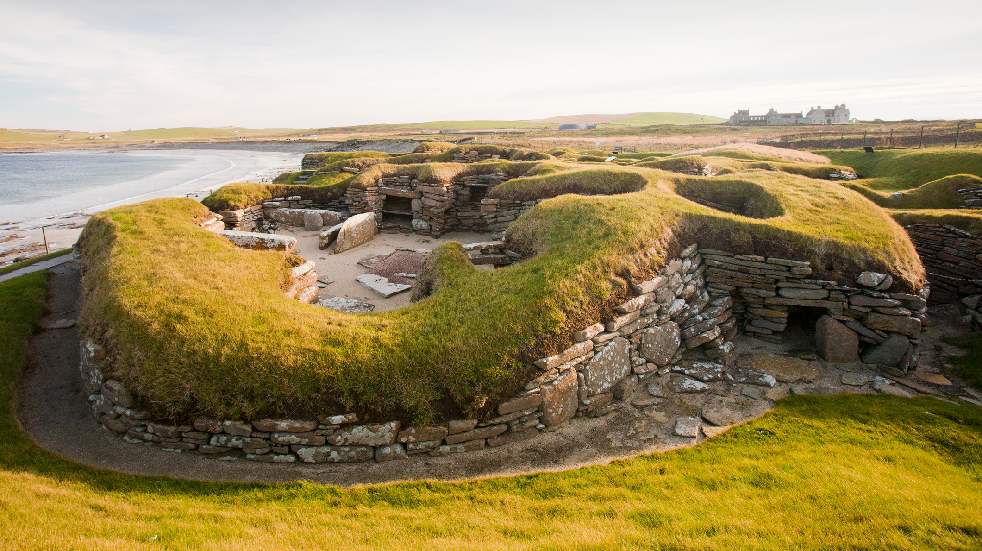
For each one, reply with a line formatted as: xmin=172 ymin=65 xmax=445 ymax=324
xmin=15 ymin=262 xmax=691 ymax=486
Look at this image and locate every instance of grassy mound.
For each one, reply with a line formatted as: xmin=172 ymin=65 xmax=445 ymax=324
xmin=202 ymin=180 xmax=351 ymax=211
xmin=820 ymin=147 xmax=982 ymax=192
xmin=85 ymin=158 xmax=922 ymax=423
xmin=1 ymin=274 xmax=979 ymax=548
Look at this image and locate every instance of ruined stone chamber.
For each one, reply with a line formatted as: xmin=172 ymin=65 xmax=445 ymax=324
xmin=74 ymin=153 xmax=942 ymax=468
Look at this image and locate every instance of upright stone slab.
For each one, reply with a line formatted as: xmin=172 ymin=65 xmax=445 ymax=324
xmin=334 ymin=212 xmax=378 ymax=253
xmin=815 ymin=315 xmax=859 ymax=362
xmin=541 ymin=370 xmax=578 ymax=427
xmin=640 ymin=322 xmax=681 ymax=366
xmin=220 ymin=230 xmax=296 ymax=251
xmin=582 ymin=337 xmax=632 ymax=395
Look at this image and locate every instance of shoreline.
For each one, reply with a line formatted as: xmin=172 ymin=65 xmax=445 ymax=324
xmin=0 ymin=148 xmax=304 ymax=266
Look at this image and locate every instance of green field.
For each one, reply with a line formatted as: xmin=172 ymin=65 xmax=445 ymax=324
xmin=1 ymin=271 xmax=980 ymax=549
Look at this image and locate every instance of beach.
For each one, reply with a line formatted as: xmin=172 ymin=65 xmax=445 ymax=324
xmin=0 ymin=148 xmax=303 ymax=265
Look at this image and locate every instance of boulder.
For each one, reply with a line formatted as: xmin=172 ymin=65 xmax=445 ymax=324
xmin=333 ymin=212 xmax=378 ymax=253
xmin=861 ymin=334 xmax=911 ymax=367
xmin=815 ymin=315 xmax=859 ymax=362
xmin=640 ymin=322 xmax=681 ymax=366
xmin=582 ymin=337 xmax=632 ymax=395
xmin=856 ymin=272 xmax=893 ymax=290
xmin=540 ymin=369 xmax=578 ymax=427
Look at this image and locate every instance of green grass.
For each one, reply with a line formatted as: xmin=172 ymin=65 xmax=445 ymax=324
xmin=88 ymin=159 xmax=922 ymax=423
xmin=1 ymin=272 xmax=980 ymax=548
xmin=0 ymin=248 xmax=72 ymax=275
xmin=820 ymin=147 xmax=982 ymax=192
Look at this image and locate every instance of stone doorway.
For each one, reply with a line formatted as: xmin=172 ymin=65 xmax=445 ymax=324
xmin=783 ymin=305 xmax=826 ymax=354
xmin=380 ymin=195 xmax=414 ymax=229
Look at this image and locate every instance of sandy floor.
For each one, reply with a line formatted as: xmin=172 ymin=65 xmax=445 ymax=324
xmin=286 ymin=228 xmax=495 ymax=311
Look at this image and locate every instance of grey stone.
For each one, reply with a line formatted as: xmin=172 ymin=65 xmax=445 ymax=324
xmin=856 ymin=272 xmax=893 ymax=290
xmin=374 ymin=443 xmax=407 ymax=462
xmin=355 ymin=274 xmax=412 ymax=298
xmin=398 ymin=426 xmax=449 ymax=443
xmin=334 ymin=212 xmax=378 ymax=253
xmin=220 ymin=230 xmax=296 ymax=251
xmin=252 ymin=419 xmax=318 ymax=433
xmin=582 ymin=337 xmax=632 ymax=395
xmin=639 ymin=322 xmax=681 ymax=366
xmin=327 ymin=421 xmax=400 ymax=446
xmin=674 ymin=416 xmax=701 ymax=438
xmin=672 ymin=361 xmax=723 ymax=382
xmin=861 ymin=334 xmax=911 ymax=367
xmin=296 ymin=445 xmax=374 ymax=463
xmin=840 ymin=372 xmax=872 ymax=386
xmin=318 ymin=223 xmax=343 ymax=249
xmin=730 ymin=368 xmax=776 ymax=387
xmin=778 ymin=287 xmax=828 ymax=300
xmin=317 ymin=296 xmax=375 ymax=313
xmin=864 ymin=313 xmax=921 ymax=338
xmin=101 ymin=380 xmax=133 ymax=407
xmin=815 ymin=315 xmax=859 ymax=362
xmin=540 ymin=369 xmax=578 ymax=427
xmin=303 ymin=210 xmax=324 ymax=230
xmin=670 ymin=375 xmax=710 ymax=393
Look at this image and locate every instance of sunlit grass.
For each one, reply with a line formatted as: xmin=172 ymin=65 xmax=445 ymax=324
xmin=1 ymin=272 xmax=980 ymax=549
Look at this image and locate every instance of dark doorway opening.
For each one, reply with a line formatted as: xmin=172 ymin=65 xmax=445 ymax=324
xmin=783 ymin=306 xmax=826 ymax=353
xmin=381 ymin=195 xmax=413 ymax=228
xmin=466 ymin=185 xmax=489 ymax=204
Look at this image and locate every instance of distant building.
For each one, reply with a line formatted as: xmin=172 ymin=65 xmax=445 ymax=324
xmin=805 ymin=104 xmax=850 ymax=125
xmin=728 ymin=104 xmax=851 ymax=125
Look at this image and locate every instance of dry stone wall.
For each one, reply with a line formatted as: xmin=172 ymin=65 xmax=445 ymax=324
xmin=701 ymin=249 xmax=929 ymax=371
xmin=902 ymin=223 xmax=982 ymax=304
xmin=81 ymin=243 xmax=746 ymax=464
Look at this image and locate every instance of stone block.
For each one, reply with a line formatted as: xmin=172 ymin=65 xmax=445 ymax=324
xmin=815 ymin=315 xmax=859 ymax=362
xmin=861 ymin=334 xmax=912 ymax=367
xmin=327 ymin=421 xmax=400 ymax=446
xmin=333 ymin=212 xmax=378 ymax=253
xmin=296 ymin=445 xmax=374 ymax=463
xmin=252 ymin=419 xmax=318 ymax=433
xmin=540 ymin=369 xmax=578 ymax=427
xmin=582 ymin=337 xmax=632 ymax=395
xmin=639 ymin=322 xmax=681 ymax=366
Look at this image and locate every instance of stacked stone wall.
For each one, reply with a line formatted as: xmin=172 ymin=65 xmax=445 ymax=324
xmin=218 ymin=206 xmax=263 ymax=231
xmin=701 ymin=250 xmax=928 ymax=370
xmin=902 ymin=223 xmax=982 ymax=303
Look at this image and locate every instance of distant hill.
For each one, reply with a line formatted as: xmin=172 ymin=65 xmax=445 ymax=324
xmin=325 ymin=112 xmax=725 ymax=132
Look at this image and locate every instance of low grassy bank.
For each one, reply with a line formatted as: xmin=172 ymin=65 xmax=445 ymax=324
xmin=2 ymin=271 xmax=980 ymax=549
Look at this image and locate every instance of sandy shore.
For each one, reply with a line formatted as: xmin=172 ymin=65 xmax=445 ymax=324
xmin=0 ymin=148 xmax=303 ymax=265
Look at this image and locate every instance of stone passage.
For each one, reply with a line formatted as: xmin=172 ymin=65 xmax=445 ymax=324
xmin=701 ymin=250 xmax=928 ymax=371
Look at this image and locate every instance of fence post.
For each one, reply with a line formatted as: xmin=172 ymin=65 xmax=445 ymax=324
xmin=919 ymin=126 xmax=924 ymax=148
xmin=955 ymin=121 xmax=961 ymax=148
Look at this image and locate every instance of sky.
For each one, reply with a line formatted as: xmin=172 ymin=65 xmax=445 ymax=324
xmin=1 ymin=0 xmax=980 ymax=131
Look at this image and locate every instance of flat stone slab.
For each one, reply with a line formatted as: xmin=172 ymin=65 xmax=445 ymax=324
xmin=317 ymin=296 xmax=376 ymax=313
xmin=355 ymin=274 xmax=411 ymax=298
xmin=220 ymin=230 xmax=296 ymax=251
xmin=674 ymin=416 xmax=701 ymax=438
xmin=736 ymin=353 xmax=820 ymax=383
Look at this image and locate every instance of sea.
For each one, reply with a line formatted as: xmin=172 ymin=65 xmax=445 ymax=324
xmin=0 ymin=147 xmax=308 ymax=263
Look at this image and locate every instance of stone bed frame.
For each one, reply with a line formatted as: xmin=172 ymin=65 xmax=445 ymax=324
xmin=80 ymin=239 xmax=935 ymax=465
